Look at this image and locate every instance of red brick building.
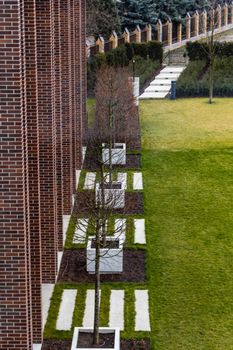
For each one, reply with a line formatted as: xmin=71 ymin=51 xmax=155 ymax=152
xmin=0 ymin=0 xmax=86 ymax=349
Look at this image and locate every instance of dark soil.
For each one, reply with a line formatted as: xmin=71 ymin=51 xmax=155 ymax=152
xmin=57 ymin=249 xmax=146 ymax=283
xmin=83 ymin=153 xmax=141 ymax=170
xmin=42 ymin=339 xmax=150 ymax=350
xmin=77 ymin=332 xmax=114 ymax=348
xmin=74 ymin=192 xmax=144 ymax=215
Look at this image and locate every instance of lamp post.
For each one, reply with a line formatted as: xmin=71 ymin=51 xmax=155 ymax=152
xmin=132 ymin=59 xmax=135 ymax=82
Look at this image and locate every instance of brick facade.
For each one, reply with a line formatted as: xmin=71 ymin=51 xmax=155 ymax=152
xmin=0 ymin=0 xmax=87 ymax=348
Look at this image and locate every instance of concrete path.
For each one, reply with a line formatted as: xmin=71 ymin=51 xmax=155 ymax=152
xmin=133 ymin=172 xmax=143 ymax=190
xmin=109 ymin=290 xmax=125 ymax=330
xmin=42 ymin=284 xmax=55 ymax=329
xmin=83 ymin=290 xmax=101 ymax=328
xmin=134 ymin=219 xmax=146 ymax=244
xmin=135 ymin=290 xmax=151 ymax=331
xmin=56 ymin=290 xmax=77 ymax=330
xmin=140 ymin=65 xmax=185 ymax=99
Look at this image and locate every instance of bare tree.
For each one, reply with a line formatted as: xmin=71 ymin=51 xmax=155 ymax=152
xmin=75 ymin=136 xmax=127 ymax=346
xmin=200 ymin=1 xmax=231 ymax=103
xmin=94 ymin=66 xmax=136 ymax=182
xmin=74 ymin=66 xmax=137 ymax=347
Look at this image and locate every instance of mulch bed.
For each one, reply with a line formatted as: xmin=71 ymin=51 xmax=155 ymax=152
xmin=57 ymin=249 xmax=146 ymax=283
xmin=83 ymin=153 xmax=141 ymax=171
xmin=42 ymin=339 xmax=150 ymax=350
xmin=74 ymin=192 xmax=144 ymax=215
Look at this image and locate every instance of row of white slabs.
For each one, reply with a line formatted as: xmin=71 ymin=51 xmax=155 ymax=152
xmin=83 ymin=172 xmax=143 ymax=191
xmin=73 ymin=218 xmax=146 ymax=245
xmin=140 ymin=65 xmax=186 ymax=99
xmin=56 ymin=289 xmax=150 ymax=332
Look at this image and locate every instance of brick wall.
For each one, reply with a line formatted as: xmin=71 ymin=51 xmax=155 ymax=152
xmin=24 ymin=0 xmax=43 ymax=343
xmin=0 ymin=1 xmax=32 ymax=349
xmin=36 ymin=0 xmax=58 ymax=283
xmin=0 ymin=0 xmax=86 ymax=348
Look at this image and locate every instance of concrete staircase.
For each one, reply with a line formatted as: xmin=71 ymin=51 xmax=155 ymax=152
xmin=139 ymin=65 xmax=186 ymax=99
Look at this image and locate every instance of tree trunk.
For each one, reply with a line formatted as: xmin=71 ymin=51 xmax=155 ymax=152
xmin=93 ymin=224 xmax=101 ymax=346
xmin=209 ymin=60 xmax=214 ymax=104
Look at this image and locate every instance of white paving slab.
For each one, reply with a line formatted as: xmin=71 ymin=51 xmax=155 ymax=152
xmin=134 ymin=219 xmax=146 ymax=244
xmin=33 ymin=345 xmax=42 ymax=350
xmin=63 ymin=215 xmax=71 ymax=244
xmin=83 ymin=290 xmax=101 ymax=328
xmin=117 ymin=172 xmax=127 ymax=189
xmin=135 ymin=290 xmax=151 ymax=331
xmin=145 ymin=85 xmax=170 ymax=93
xmin=162 ymin=66 xmax=185 ymax=73
xmin=42 ymin=284 xmax=55 ymax=328
xmin=114 ymin=218 xmax=126 ymax=242
xmin=133 ymin=172 xmax=143 ymax=190
xmin=84 ymin=172 xmax=96 ymax=190
xmin=150 ymin=79 xmax=172 ymax=85
xmin=109 ymin=290 xmax=125 ymax=330
xmin=73 ymin=218 xmax=89 ymax=244
xmin=140 ymin=91 xmax=168 ymax=99
xmin=76 ymin=169 xmax=81 ymax=189
xmin=57 ymin=251 xmax=63 ymax=273
xmin=56 ymin=290 xmax=77 ymax=330
xmin=158 ymin=73 xmax=180 ymax=79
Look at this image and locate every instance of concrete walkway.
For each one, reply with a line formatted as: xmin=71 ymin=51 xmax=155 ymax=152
xmin=140 ymin=65 xmax=185 ymax=99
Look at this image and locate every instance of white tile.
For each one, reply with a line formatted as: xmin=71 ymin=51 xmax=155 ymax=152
xmin=134 ymin=219 xmax=146 ymax=244
xmin=42 ymin=284 xmax=55 ymax=329
xmin=145 ymin=85 xmax=170 ymax=93
xmin=151 ymin=79 xmax=172 ymax=85
xmin=140 ymin=92 xmax=169 ymax=99
xmin=84 ymin=172 xmax=96 ymax=190
xmin=63 ymin=215 xmax=71 ymax=244
xmin=114 ymin=218 xmax=126 ymax=243
xmin=83 ymin=290 xmax=101 ymax=328
xmin=135 ymin=290 xmax=150 ymax=331
xmin=57 ymin=251 xmax=63 ymax=273
xmin=56 ymin=290 xmax=77 ymax=330
xmin=117 ymin=172 xmax=127 ymax=190
xmin=76 ymin=170 xmax=81 ymax=189
xmin=33 ymin=345 xmax=42 ymax=350
xmin=109 ymin=290 xmax=125 ymax=330
xmin=73 ymin=218 xmax=89 ymax=244
xmin=133 ymin=172 xmax=143 ymax=190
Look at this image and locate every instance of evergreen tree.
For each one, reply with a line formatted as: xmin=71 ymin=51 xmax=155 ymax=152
xmin=87 ymin=0 xmax=121 ymax=38
xmin=117 ymin=0 xmax=225 ymax=30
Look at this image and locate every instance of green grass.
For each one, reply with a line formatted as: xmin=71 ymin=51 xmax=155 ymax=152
xmin=141 ymin=98 xmax=233 ymax=350
xmin=87 ymin=97 xmax=95 ymax=127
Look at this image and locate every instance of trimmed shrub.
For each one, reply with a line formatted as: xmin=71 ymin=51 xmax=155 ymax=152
xmin=187 ymin=41 xmax=233 ymax=61
xmin=125 ymin=42 xmax=134 ymax=61
xmin=177 ymin=57 xmax=233 ymax=97
xmin=147 ymin=41 xmax=163 ymax=63
xmin=131 ymin=43 xmax=148 ymax=59
xmin=106 ymin=45 xmax=129 ymax=67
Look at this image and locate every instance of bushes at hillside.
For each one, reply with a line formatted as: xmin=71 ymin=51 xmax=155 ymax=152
xmin=87 ymin=41 xmax=163 ymax=93
xmin=186 ymin=41 xmax=233 ymax=61
xmin=177 ymin=57 xmax=233 ymax=97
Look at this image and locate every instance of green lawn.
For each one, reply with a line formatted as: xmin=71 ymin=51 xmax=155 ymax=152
xmin=141 ymin=98 xmax=233 ymax=350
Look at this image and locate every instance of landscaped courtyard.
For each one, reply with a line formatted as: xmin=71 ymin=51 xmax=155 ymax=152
xmin=44 ymin=98 xmax=233 ymax=349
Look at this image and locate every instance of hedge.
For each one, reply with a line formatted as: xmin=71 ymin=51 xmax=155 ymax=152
xmin=177 ymin=57 xmax=233 ymax=97
xmin=87 ymin=41 xmax=163 ymax=93
xmin=186 ymin=41 xmax=233 ymax=61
